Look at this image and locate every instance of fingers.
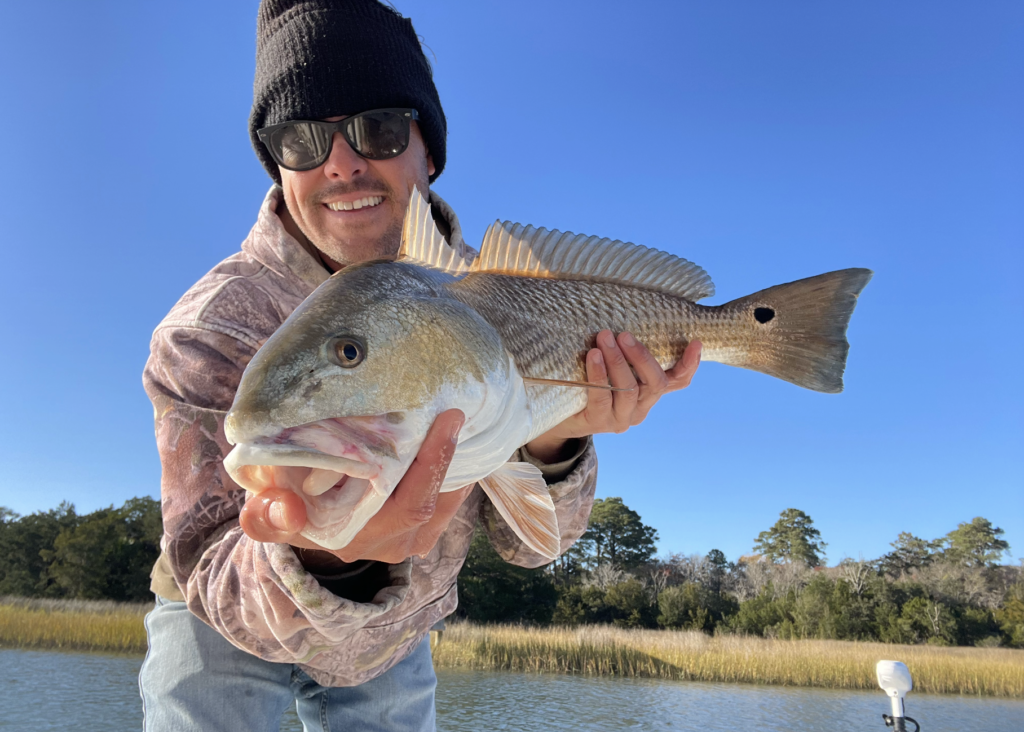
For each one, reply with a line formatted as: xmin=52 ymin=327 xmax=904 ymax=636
xmin=569 ymin=331 xmax=700 ymax=439
xmin=408 ymin=484 xmax=474 ymax=557
xmin=388 ymin=409 xmax=464 ymax=529
xmin=335 ymin=411 xmax=466 ymax=563
xmin=240 ymin=410 xmax=469 ymax=565
xmin=593 ymin=330 xmax=638 ymax=431
xmin=589 ymin=330 xmax=672 ymax=430
xmin=581 ymin=342 xmax=612 ymax=422
xmin=240 ymin=487 xmax=307 ymax=543
xmin=666 ymin=340 xmax=702 ymax=391
xmin=617 ymin=331 xmax=671 ymax=421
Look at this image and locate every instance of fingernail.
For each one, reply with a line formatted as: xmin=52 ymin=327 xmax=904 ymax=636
xmin=600 ymin=331 xmax=615 ymax=348
xmin=267 ymin=500 xmax=288 ymax=531
xmin=450 ymin=419 xmax=463 ymax=443
xmin=591 ymin=349 xmax=604 ymax=366
xmin=621 ymin=332 xmax=635 ymax=347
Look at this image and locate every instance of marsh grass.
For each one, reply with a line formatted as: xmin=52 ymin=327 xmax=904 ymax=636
xmin=0 ymin=596 xmax=150 ymax=654
xmin=432 ymin=623 xmax=1024 ymax=698
xmin=2 ymin=599 xmax=1020 ymax=696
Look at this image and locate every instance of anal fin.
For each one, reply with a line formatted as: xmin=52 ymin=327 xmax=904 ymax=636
xmin=479 ymin=462 xmax=560 ymax=561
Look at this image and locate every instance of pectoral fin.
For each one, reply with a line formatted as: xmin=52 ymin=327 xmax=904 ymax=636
xmin=479 ymin=462 xmax=560 ymax=561
xmin=523 ymin=377 xmax=633 ymax=392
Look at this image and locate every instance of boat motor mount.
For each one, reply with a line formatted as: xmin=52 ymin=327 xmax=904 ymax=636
xmin=876 ymin=660 xmax=920 ymax=732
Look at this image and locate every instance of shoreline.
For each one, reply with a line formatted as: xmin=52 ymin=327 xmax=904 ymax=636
xmin=0 ymin=597 xmax=150 ymax=656
xmin=430 ymin=624 xmax=1023 ymax=698
xmin=2 ymin=600 xmax=1020 ymax=697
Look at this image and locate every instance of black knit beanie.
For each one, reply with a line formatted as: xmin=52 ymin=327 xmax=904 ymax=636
xmin=250 ymin=0 xmax=446 ymax=184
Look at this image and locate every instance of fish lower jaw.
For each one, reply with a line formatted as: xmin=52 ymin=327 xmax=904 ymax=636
xmin=224 ymin=443 xmax=377 ymax=483
xmin=301 ymin=488 xmax=389 ymax=549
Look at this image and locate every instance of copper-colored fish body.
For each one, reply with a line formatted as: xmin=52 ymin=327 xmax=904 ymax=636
xmin=446 ymin=266 xmax=870 ymax=439
xmin=221 ymin=187 xmax=872 ymax=557
xmin=447 ymin=274 xmax=698 ymax=437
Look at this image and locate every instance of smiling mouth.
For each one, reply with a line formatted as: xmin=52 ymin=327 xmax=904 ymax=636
xmin=326 ymin=195 xmax=384 ymax=212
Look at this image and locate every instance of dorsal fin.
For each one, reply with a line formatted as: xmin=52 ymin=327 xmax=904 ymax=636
xmin=398 ymin=186 xmax=472 ymax=276
xmin=471 ymin=221 xmax=715 ymax=301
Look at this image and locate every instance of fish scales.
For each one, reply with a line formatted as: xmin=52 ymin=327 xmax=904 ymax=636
xmin=448 ymin=273 xmax=701 ymax=439
xmin=221 ymin=188 xmax=872 ymax=558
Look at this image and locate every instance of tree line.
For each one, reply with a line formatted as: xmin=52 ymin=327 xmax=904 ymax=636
xmin=457 ymin=502 xmax=1023 ymax=648
xmin=1 ymin=497 xmax=1021 ymax=648
xmin=0 ymin=499 xmax=162 ymax=602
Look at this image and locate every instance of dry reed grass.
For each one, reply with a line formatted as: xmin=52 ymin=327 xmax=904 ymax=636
xmin=0 ymin=596 xmax=150 ymax=654
xmin=431 ymin=623 xmax=1024 ymax=698
xmin=3 ymin=598 xmax=1020 ymax=697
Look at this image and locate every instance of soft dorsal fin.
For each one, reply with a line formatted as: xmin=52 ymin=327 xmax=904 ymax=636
xmin=398 ymin=186 xmax=472 ymax=276
xmin=472 ymin=221 xmax=715 ymax=302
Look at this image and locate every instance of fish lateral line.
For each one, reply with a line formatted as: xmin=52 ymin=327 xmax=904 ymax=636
xmin=522 ymin=377 xmax=634 ymax=392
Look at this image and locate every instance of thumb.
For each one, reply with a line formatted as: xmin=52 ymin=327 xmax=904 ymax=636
xmin=240 ymin=488 xmax=306 ymax=542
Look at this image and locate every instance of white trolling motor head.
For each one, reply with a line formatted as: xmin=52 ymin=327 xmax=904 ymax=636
xmin=876 ymin=661 xmax=919 ymax=731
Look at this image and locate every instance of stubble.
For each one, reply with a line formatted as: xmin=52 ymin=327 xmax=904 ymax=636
xmin=300 ymin=166 xmax=430 ymax=268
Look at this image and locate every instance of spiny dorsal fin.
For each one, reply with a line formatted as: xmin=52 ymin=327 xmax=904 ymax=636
xmin=472 ymin=221 xmax=715 ymax=302
xmin=398 ymin=186 xmax=473 ymax=276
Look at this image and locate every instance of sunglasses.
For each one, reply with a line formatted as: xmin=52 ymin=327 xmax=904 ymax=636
xmin=257 ymin=108 xmax=419 ymax=172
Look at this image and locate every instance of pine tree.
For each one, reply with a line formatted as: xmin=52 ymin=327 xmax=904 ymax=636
xmin=582 ymin=498 xmax=658 ymax=570
xmin=940 ymin=517 xmax=1010 ymax=568
xmin=753 ymin=508 xmax=827 ymax=567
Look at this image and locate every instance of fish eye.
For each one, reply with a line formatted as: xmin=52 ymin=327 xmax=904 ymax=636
xmin=329 ymin=337 xmax=365 ymax=368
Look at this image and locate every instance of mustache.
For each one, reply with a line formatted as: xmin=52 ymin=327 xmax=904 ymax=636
xmin=312 ymin=179 xmax=392 ymax=204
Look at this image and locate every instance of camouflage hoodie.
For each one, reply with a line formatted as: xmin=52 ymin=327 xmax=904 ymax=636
xmin=144 ymin=187 xmax=597 ymax=687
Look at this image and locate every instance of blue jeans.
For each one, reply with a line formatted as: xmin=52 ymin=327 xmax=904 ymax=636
xmin=139 ymin=595 xmax=436 ymax=732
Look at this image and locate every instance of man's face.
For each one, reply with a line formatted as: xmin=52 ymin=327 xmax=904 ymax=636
xmin=279 ymin=116 xmax=435 ymax=268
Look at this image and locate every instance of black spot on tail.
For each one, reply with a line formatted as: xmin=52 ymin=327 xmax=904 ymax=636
xmin=754 ymin=307 xmax=775 ymax=324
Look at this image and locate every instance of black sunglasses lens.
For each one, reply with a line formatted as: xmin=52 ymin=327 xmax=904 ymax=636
xmin=265 ymin=111 xmax=412 ymax=170
xmin=343 ymin=111 xmax=410 ymax=159
xmin=270 ymin=122 xmax=332 ymax=170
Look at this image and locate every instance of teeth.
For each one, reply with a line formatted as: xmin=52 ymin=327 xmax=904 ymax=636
xmin=302 ymin=469 xmax=346 ymax=496
xmin=327 ymin=196 xmax=383 ymax=212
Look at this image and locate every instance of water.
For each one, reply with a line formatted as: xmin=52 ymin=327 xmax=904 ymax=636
xmin=2 ymin=648 xmax=1020 ymax=731
xmin=1 ymin=648 xmax=144 ymax=730
xmin=433 ymin=669 xmax=1022 ymax=731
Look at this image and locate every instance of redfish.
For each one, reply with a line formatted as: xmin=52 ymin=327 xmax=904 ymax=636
xmin=223 ymin=189 xmax=871 ymax=559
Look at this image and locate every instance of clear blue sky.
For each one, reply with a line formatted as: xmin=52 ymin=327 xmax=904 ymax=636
xmin=0 ymin=1 xmax=1020 ymax=566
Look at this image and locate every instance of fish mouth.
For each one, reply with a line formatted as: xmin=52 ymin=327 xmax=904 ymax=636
xmin=225 ymin=442 xmax=378 ymax=485
xmin=222 ymin=415 xmax=412 ymax=547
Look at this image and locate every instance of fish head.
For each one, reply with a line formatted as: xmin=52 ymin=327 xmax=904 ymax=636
xmin=223 ymin=261 xmax=511 ymax=549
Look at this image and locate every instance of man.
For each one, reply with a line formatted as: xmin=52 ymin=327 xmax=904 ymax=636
xmin=139 ymin=1 xmax=701 ymax=730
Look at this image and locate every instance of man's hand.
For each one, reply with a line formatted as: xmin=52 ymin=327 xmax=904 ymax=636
xmin=239 ymin=409 xmax=472 ymax=566
xmin=526 ymin=331 xmax=702 ymax=462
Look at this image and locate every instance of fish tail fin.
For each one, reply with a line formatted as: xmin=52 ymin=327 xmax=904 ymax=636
xmin=710 ymin=268 xmax=873 ymax=393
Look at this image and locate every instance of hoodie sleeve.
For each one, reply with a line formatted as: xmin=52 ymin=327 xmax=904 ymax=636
xmin=478 ymin=438 xmax=598 ymax=569
xmin=145 ymin=324 xmax=417 ymax=666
